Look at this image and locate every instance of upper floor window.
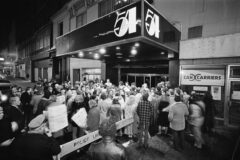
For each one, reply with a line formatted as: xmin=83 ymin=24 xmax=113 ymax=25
xmin=188 ymin=25 xmax=202 ymax=39
xmin=114 ymin=0 xmax=132 ymax=10
xmin=99 ymin=0 xmax=114 ymax=17
xmin=58 ymin=21 xmax=64 ymax=36
xmin=76 ymin=12 xmax=87 ymax=28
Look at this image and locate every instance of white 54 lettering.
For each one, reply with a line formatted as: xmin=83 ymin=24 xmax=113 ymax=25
xmin=145 ymin=9 xmax=160 ymax=38
xmin=114 ymin=7 xmax=137 ymax=37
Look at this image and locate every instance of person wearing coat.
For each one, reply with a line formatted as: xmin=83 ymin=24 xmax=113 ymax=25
xmin=86 ymin=100 xmax=100 ymax=133
xmin=88 ymin=118 xmax=127 ymax=160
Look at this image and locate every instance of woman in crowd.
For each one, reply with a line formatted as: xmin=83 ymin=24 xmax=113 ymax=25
xmin=188 ymin=96 xmax=205 ymax=149
xmin=124 ymin=93 xmax=137 ymax=138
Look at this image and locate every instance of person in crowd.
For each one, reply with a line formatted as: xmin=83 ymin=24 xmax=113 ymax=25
xmin=11 ymin=114 xmax=61 ymax=160
xmin=0 ymin=105 xmax=16 ymax=160
xmin=168 ymin=94 xmax=189 ymax=151
xmin=137 ymin=91 xmax=153 ymax=149
xmin=86 ymin=99 xmax=100 ymax=133
xmin=6 ymin=96 xmax=25 ymax=135
xmin=31 ymin=87 xmax=43 ymax=116
xmin=88 ymin=118 xmax=127 ymax=160
xmin=70 ymin=94 xmax=87 ymax=139
xmin=9 ymin=86 xmax=18 ymax=97
xmin=149 ymin=89 xmax=161 ymax=137
xmin=203 ymin=91 xmax=215 ymax=136
xmin=107 ymin=97 xmax=122 ymax=122
xmin=98 ymin=92 xmax=111 ymax=124
xmin=35 ymin=90 xmax=53 ymax=117
xmin=124 ymin=94 xmax=137 ymax=138
xmin=158 ymin=87 xmax=170 ymax=135
xmin=188 ymin=96 xmax=205 ymax=149
xmin=20 ymin=87 xmax=33 ymax=128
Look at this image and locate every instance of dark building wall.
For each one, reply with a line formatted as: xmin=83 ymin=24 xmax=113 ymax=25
xmin=169 ymin=60 xmax=179 ymax=88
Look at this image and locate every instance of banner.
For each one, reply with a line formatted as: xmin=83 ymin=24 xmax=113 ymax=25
xmin=181 ymin=69 xmax=225 ymax=86
xmin=48 ymin=104 xmax=68 ymax=132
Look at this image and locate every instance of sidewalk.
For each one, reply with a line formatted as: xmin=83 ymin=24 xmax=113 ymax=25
xmin=69 ymin=131 xmax=237 ymax=160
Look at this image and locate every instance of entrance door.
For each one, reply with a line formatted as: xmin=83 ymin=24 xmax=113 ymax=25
xmin=73 ymin=69 xmax=80 ymax=85
xmin=229 ymin=81 xmax=240 ymax=125
xmin=228 ymin=65 xmax=240 ymax=126
xmin=43 ymin=68 xmax=48 ymax=81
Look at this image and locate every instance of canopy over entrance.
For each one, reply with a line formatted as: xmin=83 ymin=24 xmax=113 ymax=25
xmin=56 ymin=0 xmax=180 ymax=62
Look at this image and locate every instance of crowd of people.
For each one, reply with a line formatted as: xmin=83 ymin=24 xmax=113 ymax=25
xmin=0 ymin=78 xmax=215 ymax=160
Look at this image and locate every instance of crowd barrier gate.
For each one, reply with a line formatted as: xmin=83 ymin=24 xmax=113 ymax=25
xmin=56 ymin=117 xmax=134 ymax=160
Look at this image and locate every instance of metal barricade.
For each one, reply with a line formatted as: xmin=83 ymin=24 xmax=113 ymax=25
xmin=56 ymin=117 xmax=134 ymax=160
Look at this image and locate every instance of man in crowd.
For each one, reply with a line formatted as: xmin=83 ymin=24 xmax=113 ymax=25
xmin=11 ymin=114 xmax=61 ymax=160
xmin=88 ymin=117 xmax=127 ymax=160
xmin=137 ymin=91 xmax=153 ymax=149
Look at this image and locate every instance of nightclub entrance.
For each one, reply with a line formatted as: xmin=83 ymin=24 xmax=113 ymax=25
xmin=121 ymin=73 xmax=168 ymax=88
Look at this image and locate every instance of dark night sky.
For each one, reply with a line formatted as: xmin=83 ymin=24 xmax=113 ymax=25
xmin=0 ymin=0 xmax=70 ymax=49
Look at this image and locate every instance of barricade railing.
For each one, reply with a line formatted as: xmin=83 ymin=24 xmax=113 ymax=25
xmin=56 ymin=117 xmax=134 ymax=160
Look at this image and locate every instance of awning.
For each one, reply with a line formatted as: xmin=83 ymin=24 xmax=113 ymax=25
xmin=56 ymin=0 xmax=180 ymax=62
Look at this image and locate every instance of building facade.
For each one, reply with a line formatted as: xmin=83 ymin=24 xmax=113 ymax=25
xmin=17 ymin=23 xmax=53 ymax=82
xmin=53 ymin=0 xmax=180 ymax=86
xmin=154 ymin=0 xmax=240 ymax=128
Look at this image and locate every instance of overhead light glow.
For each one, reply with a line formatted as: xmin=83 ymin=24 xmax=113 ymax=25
xmin=116 ymin=46 xmax=120 ymax=50
xmin=89 ymin=52 xmax=92 ymax=54
xmin=161 ymin=52 xmax=165 ymax=55
xmin=78 ymin=51 xmax=84 ymax=57
xmin=116 ymin=52 xmax=122 ymax=56
xmin=134 ymin=42 xmax=140 ymax=47
xmin=117 ymin=56 xmax=122 ymax=59
xmin=131 ymin=48 xmax=137 ymax=55
xmin=99 ymin=48 xmax=106 ymax=54
xmin=0 ymin=57 xmax=4 ymax=61
xmin=126 ymin=59 xmax=130 ymax=62
xmin=94 ymin=53 xmax=100 ymax=59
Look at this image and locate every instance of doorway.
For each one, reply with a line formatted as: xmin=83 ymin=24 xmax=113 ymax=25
xmin=73 ymin=69 xmax=80 ymax=85
xmin=121 ymin=73 xmax=168 ymax=88
xmin=227 ymin=65 xmax=240 ymax=126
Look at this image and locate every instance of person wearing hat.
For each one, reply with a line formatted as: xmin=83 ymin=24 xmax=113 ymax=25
xmin=88 ymin=118 xmax=127 ymax=160
xmin=86 ymin=100 xmax=100 ymax=133
xmin=10 ymin=114 xmax=61 ymax=160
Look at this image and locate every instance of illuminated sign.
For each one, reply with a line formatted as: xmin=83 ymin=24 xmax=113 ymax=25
xmin=114 ymin=7 xmax=137 ymax=37
xmin=181 ymin=70 xmax=225 ymax=86
xmin=145 ymin=9 xmax=160 ymax=38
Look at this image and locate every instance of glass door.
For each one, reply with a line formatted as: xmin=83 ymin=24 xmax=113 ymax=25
xmin=229 ymin=81 xmax=240 ymax=125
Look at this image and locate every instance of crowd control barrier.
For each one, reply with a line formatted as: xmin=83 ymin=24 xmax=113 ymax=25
xmin=56 ymin=117 xmax=134 ymax=160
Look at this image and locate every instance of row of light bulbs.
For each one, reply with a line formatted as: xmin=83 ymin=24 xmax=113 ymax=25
xmin=77 ymin=42 xmax=140 ymax=59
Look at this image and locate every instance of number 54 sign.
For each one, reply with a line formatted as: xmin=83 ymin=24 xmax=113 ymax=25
xmin=145 ymin=9 xmax=160 ymax=38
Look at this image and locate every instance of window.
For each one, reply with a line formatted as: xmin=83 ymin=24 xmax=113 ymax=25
xmin=114 ymin=0 xmax=132 ymax=10
xmin=76 ymin=12 xmax=87 ymax=28
xmin=188 ymin=25 xmax=202 ymax=39
xmin=40 ymin=35 xmax=44 ymax=49
xmin=98 ymin=0 xmax=114 ymax=17
xmin=58 ymin=21 xmax=63 ymax=36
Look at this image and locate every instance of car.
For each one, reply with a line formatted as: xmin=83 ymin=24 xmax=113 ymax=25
xmin=0 ymin=79 xmax=11 ymax=94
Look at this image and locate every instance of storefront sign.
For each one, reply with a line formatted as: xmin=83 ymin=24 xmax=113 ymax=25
xmin=181 ymin=70 xmax=225 ymax=86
